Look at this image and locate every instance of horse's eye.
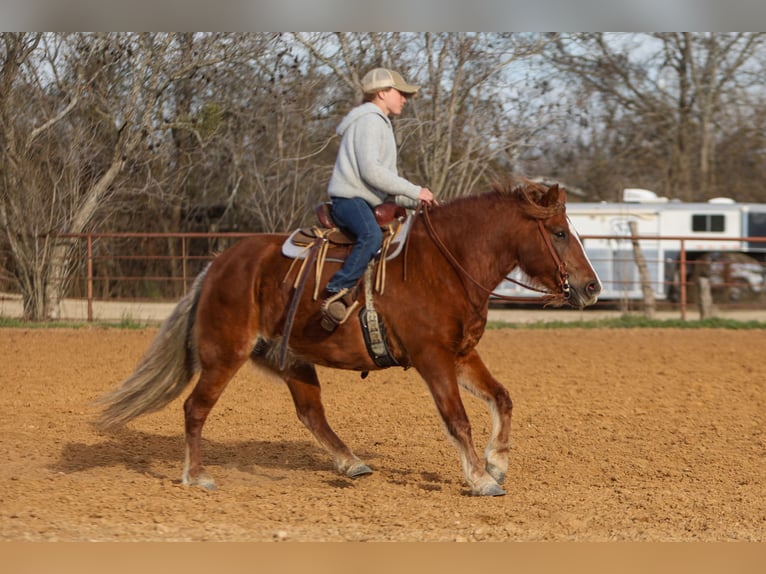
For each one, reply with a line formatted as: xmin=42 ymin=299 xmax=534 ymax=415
xmin=554 ymin=230 xmax=567 ymax=239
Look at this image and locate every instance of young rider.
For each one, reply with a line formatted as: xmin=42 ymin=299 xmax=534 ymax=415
xmin=321 ymin=68 xmax=435 ymax=331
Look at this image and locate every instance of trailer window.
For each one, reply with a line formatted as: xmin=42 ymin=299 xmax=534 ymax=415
xmin=692 ymin=214 xmax=725 ymax=232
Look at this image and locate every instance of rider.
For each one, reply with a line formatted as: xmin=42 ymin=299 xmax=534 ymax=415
xmin=321 ymin=68 xmax=436 ymax=331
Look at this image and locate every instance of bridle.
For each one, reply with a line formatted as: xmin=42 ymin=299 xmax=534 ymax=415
xmin=419 ymin=201 xmax=571 ymax=305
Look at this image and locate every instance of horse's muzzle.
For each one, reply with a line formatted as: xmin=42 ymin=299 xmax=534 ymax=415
xmin=570 ymin=279 xmax=601 ymax=308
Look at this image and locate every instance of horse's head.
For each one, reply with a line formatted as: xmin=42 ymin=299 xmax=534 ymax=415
xmin=513 ymin=181 xmax=602 ymax=308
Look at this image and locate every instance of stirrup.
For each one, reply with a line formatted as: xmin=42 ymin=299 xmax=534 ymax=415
xmin=320 ymin=288 xmax=360 ymax=331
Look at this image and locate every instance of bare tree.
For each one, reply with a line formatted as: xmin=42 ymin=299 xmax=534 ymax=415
xmin=667 ymin=33 xmax=765 ymax=195
xmin=545 ymin=32 xmax=766 ymax=201
xmin=0 ymin=33 xmax=241 ymax=319
xmin=1 ymin=32 xmax=353 ymax=317
xmin=159 ymin=33 xmax=337 ymax=235
xmin=414 ymin=33 xmax=556 ymax=199
xmin=1 ymin=34 xmax=39 ymax=316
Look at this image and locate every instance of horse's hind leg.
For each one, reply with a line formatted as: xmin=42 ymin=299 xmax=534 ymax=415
xmin=182 ymin=359 xmax=246 ymax=489
xmin=456 ymin=350 xmax=513 ymax=485
xmin=282 ymin=361 xmax=372 ymax=478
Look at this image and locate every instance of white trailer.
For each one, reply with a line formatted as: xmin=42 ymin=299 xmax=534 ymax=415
xmin=494 ymin=189 xmax=766 ymax=301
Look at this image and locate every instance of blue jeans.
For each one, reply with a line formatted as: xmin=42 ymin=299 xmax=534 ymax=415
xmin=326 ymin=197 xmax=383 ymax=293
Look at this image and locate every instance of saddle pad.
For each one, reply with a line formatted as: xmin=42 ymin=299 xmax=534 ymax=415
xmin=281 ymin=213 xmax=414 ymax=262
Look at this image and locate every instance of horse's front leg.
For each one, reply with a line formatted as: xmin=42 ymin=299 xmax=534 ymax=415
xmin=456 ymin=350 xmax=513 ymax=485
xmin=415 ymin=352 xmax=505 ymax=496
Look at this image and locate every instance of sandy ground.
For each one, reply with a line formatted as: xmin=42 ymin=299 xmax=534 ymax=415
xmin=0 ymin=325 xmax=764 ymax=542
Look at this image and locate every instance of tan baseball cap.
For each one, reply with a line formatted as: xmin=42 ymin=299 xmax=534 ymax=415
xmin=361 ymin=68 xmax=420 ymax=95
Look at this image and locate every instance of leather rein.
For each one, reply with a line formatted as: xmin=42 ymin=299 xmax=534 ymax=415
xmin=418 ymin=201 xmax=571 ymax=305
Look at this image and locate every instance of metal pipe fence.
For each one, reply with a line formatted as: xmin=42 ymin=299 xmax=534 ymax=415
xmin=4 ymin=232 xmax=766 ymax=322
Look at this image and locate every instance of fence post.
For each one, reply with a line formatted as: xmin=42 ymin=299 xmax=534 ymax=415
xmin=182 ymin=235 xmax=188 ymax=295
xmin=86 ymin=234 xmax=93 ymax=322
xmin=628 ymin=221 xmax=656 ymax=319
xmin=697 ymin=276 xmax=714 ymax=319
xmin=679 ymin=240 xmax=687 ymax=321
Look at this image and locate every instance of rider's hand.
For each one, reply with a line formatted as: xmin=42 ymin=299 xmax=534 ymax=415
xmin=418 ymin=188 xmax=437 ymax=206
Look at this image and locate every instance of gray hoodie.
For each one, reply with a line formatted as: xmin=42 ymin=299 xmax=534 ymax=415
xmin=327 ymin=102 xmax=421 ymax=209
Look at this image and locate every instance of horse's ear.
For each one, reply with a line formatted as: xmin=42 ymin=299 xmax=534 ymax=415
xmin=542 ymin=184 xmax=559 ymax=207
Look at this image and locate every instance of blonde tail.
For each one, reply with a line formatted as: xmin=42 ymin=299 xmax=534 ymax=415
xmin=95 ymin=267 xmax=208 ymax=430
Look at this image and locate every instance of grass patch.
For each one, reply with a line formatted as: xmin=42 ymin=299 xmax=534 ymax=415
xmin=0 ymin=316 xmax=152 ymax=330
xmin=2 ymin=313 xmax=764 ymax=331
xmin=116 ymin=311 xmax=151 ymax=329
xmin=487 ymin=315 xmax=766 ymax=330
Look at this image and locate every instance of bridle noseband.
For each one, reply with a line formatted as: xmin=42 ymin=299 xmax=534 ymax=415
xmin=419 ymin=202 xmax=571 ymax=305
xmin=534 ymin=219 xmax=571 ymax=300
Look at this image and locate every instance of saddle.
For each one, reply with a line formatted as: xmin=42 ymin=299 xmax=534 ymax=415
xmin=281 ymin=201 xmax=412 ymax=298
xmin=292 ymin=201 xmax=406 ymax=248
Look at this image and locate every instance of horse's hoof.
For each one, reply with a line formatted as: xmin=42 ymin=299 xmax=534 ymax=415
xmin=472 ymin=482 xmax=506 ymax=497
xmin=183 ymin=473 xmax=217 ymax=491
xmin=486 ymin=463 xmax=506 ymax=485
xmin=346 ymin=461 xmax=373 ymax=478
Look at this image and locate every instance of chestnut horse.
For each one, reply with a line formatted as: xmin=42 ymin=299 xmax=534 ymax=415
xmin=97 ymin=181 xmax=601 ymax=496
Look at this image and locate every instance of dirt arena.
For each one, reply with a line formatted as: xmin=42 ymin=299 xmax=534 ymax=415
xmin=0 ymin=326 xmax=763 ymax=542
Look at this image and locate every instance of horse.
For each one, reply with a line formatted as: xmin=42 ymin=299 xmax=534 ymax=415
xmin=96 ymin=180 xmax=601 ymax=496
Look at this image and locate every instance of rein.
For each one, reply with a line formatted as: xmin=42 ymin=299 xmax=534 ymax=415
xmin=419 ymin=201 xmax=570 ymax=305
